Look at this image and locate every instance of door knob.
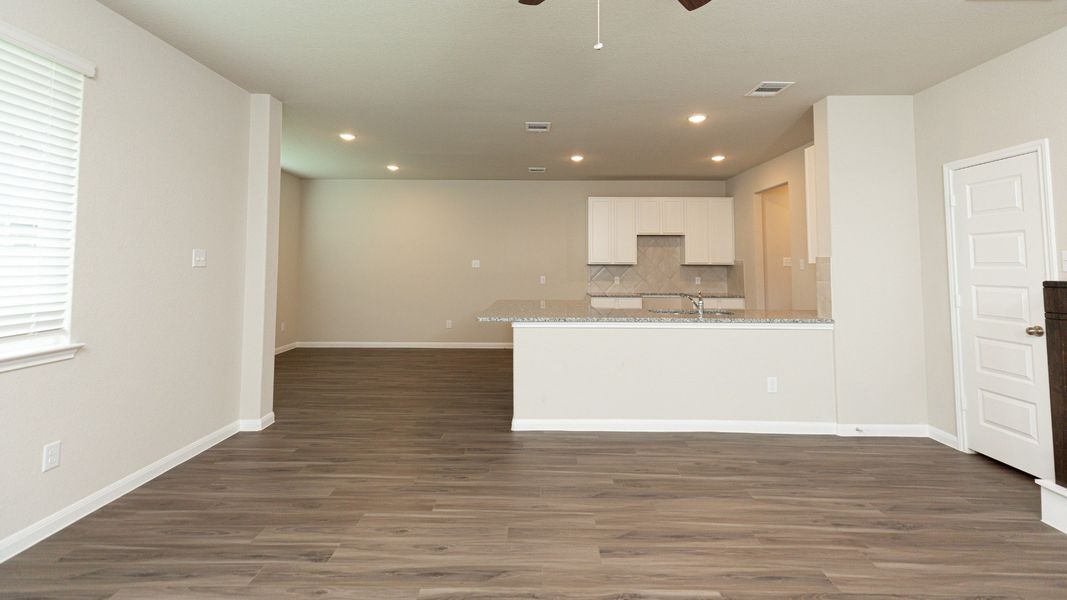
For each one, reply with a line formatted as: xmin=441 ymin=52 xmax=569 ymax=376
xmin=1026 ymin=325 xmax=1045 ymax=337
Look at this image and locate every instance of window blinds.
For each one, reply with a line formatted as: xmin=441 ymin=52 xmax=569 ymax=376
xmin=0 ymin=37 xmax=84 ymax=342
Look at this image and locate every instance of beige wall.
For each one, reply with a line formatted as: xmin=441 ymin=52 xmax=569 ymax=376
xmin=726 ymin=145 xmax=816 ymax=310
xmin=0 ymin=2 xmax=251 ymax=540
xmin=276 ymin=171 xmax=302 ymax=348
xmin=296 ymin=179 xmax=726 ymax=344
xmin=914 ymin=26 xmax=1067 ymax=435
xmin=819 ymin=96 xmax=928 ymax=427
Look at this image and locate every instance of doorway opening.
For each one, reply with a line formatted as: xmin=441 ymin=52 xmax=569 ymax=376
xmin=760 ymin=183 xmax=792 ymax=311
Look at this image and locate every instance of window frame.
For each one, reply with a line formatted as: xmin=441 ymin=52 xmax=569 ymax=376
xmin=0 ymin=24 xmax=94 ymax=374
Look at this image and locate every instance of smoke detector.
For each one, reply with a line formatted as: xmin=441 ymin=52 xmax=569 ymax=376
xmin=525 ymin=121 xmax=551 ymax=133
xmin=746 ymin=81 xmax=795 ymax=97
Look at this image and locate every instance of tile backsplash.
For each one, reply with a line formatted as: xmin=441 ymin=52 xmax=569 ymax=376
xmin=587 ymin=236 xmax=745 ymax=296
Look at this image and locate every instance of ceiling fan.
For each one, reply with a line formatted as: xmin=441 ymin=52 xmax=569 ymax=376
xmin=519 ymin=0 xmax=713 ymax=10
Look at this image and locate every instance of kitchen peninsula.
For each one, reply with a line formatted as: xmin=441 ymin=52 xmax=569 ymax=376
xmin=478 ymin=299 xmax=836 ymax=433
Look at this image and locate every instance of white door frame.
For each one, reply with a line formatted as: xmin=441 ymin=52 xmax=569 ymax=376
xmin=944 ymin=139 xmax=1058 ymax=454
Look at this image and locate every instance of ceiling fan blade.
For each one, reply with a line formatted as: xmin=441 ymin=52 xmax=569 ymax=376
xmin=678 ymin=0 xmax=712 ymax=10
xmin=518 ymin=0 xmax=546 ymax=5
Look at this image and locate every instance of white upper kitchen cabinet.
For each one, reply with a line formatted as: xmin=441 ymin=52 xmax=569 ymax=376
xmin=637 ymin=198 xmax=685 ymax=235
xmin=588 ymin=197 xmax=637 ymax=264
xmin=683 ymin=197 xmax=735 ymax=265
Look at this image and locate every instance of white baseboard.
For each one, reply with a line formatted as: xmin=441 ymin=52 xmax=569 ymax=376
xmin=1037 ymin=479 xmax=1067 ymax=535
xmin=927 ymin=425 xmax=960 ymax=449
xmin=274 ymin=342 xmax=299 ymax=355
xmin=239 ymin=411 xmax=275 ymax=432
xmin=0 ymin=421 xmax=241 ymax=564
xmin=296 ymin=341 xmax=513 ymax=349
xmin=512 ymin=419 xmax=837 ymax=435
xmin=836 ymin=423 xmax=930 ymax=437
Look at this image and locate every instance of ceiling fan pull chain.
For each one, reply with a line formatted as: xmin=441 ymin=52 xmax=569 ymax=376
xmin=594 ymin=0 xmax=604 ymax=50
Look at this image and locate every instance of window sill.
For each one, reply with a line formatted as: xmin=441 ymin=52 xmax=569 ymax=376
xmin=0 ymin=342 xmax=85 ymax=374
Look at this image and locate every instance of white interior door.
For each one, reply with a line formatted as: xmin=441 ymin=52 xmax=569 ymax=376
xmin=951 ymin=151 xmax=1055 ymax=479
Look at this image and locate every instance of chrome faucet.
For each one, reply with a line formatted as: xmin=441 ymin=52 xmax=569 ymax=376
xmin=682 ymin=292 xmax=704 ymax=317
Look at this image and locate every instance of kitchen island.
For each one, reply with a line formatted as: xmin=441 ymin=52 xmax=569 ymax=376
xmin=477 ymin=299 xmax=837 ymax=433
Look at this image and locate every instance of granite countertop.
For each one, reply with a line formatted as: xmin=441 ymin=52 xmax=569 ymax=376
xmin=587 ymin=291 xmax=745 ymax=298
xmin=477 ymin=300 xmax=832 ymax=324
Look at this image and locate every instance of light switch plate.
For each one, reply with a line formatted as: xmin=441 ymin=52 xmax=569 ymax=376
xmin=539 ymin=275 xmax=546 ymax=285
xmin=783 ymin=257 xmax=792 ymax=268
xmin=766 ymin=377 xmax=778 ymax=393
xmin=192 ymin=248 xmax=207 ymax=268
xmin=471 ymin=259 xmax=481 ymax=269
xmin=446 ymin=320 xmax=453 ymax=329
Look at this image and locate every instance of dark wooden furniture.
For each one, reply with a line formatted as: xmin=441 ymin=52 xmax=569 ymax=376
xmin=1044 ymin=281 xmax=1067 ymax=486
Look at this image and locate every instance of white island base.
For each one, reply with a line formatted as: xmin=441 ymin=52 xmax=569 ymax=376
xmin=511 ymin=321 xmax=839 ymax=433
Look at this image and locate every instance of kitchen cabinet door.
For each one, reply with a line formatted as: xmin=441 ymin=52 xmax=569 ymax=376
xmin=708 ymin=197 xmax=735 ymax=265
xmin=683 ymin=198 xmax=710 ymax=264
xmin=588 ymin=197 xmax=615 ymax=264
xmin=637 ymin=198 xmax=662 ymax=235
xmin=661 ymin=198 xmax=685 ymax=234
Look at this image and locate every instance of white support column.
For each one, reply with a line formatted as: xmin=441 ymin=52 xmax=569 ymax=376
xmin=1039 ymin=479 xmax=1067 ymax=534
xmin=239 ymin=94 xmax=282 ymax=429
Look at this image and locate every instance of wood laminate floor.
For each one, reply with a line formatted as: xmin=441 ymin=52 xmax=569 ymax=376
xmin=3 ymin=348 xmax=1067 ymax=599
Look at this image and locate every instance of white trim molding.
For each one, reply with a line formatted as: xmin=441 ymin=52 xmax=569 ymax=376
xmin=274 ymin=342 xmax=299 ymax=355
xmin=513 ymin=419 xmax=837 ymax=435
xmin=836 ymin=424 xmax=930 ymax=438
xmin=296 ymin=341 xmax=514 ymax=350
xmin=0 ymin=21 xmax=96 ymax=77
xmin=927 ymin=426 xmax=960 ymax=449
xmin=0 ymin=421 xmax=239 ymax=563
xmin=239 ymin=411 xmax=275 ymax=432
xmin=0 ymin=342 xmax=84 ymax=375
xmin=1037 ymin=479 xmax=1067 ymax=535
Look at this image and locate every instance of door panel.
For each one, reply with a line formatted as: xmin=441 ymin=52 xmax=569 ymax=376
xmin=953 ymin=151 xmax=1054 ymax=479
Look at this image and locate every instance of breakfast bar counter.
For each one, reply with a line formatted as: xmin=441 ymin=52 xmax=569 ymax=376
xmin=478 ymin=299 xmax=837 ymax=433
xmin=476 ymin=299 xmax=831 ymax=325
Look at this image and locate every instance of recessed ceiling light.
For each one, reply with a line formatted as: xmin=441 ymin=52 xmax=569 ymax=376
xmin=688 ymin=114 xmax=707 ymax=124
xmin=571 ymin=155 xmax=584 ymax=163
xmin=387 ymin=165 xmax=400 ymax=172
xmin=711 ymin=155 xmax=726 ymax=162
xmin=338 ymin=132 xmax=356 ymax=142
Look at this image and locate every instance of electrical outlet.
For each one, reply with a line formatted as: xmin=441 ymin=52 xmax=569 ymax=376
xmin=694 ymin=276 xmax=702 ymax=285
xmin=783 ymin=257 xmax=792 ymax=268
xmin=191 ymin=248 xmax=207 ymax=268
xmin=539 ymin=275 xmax=546 ymax=285
xmin=613 ymin=276 xmax=621 ymax=285
xmin=471 ymin=259 xmax=481 ymax=269
xmin=280 ymin=321 xmax=286 ymax=333
xmin=766 ymin=377 xmax=778 ymax=393
xmin=42 ymin=441 xmax=61 ymax=472
xmin=446 ymin=320 xmax=453 ymax=329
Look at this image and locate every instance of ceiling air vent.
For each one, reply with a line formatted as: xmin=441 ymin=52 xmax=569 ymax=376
xmin=525 ymin=121 xmax=551 ymax=133
xmin=528 ymin=167 xmax=546 ymax=174
xmin=746 ymin=81 xmax=795 ymax=97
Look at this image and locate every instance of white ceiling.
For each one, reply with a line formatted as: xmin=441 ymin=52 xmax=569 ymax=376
xmin=100 ymin=0 xmax=1067 ymax=180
